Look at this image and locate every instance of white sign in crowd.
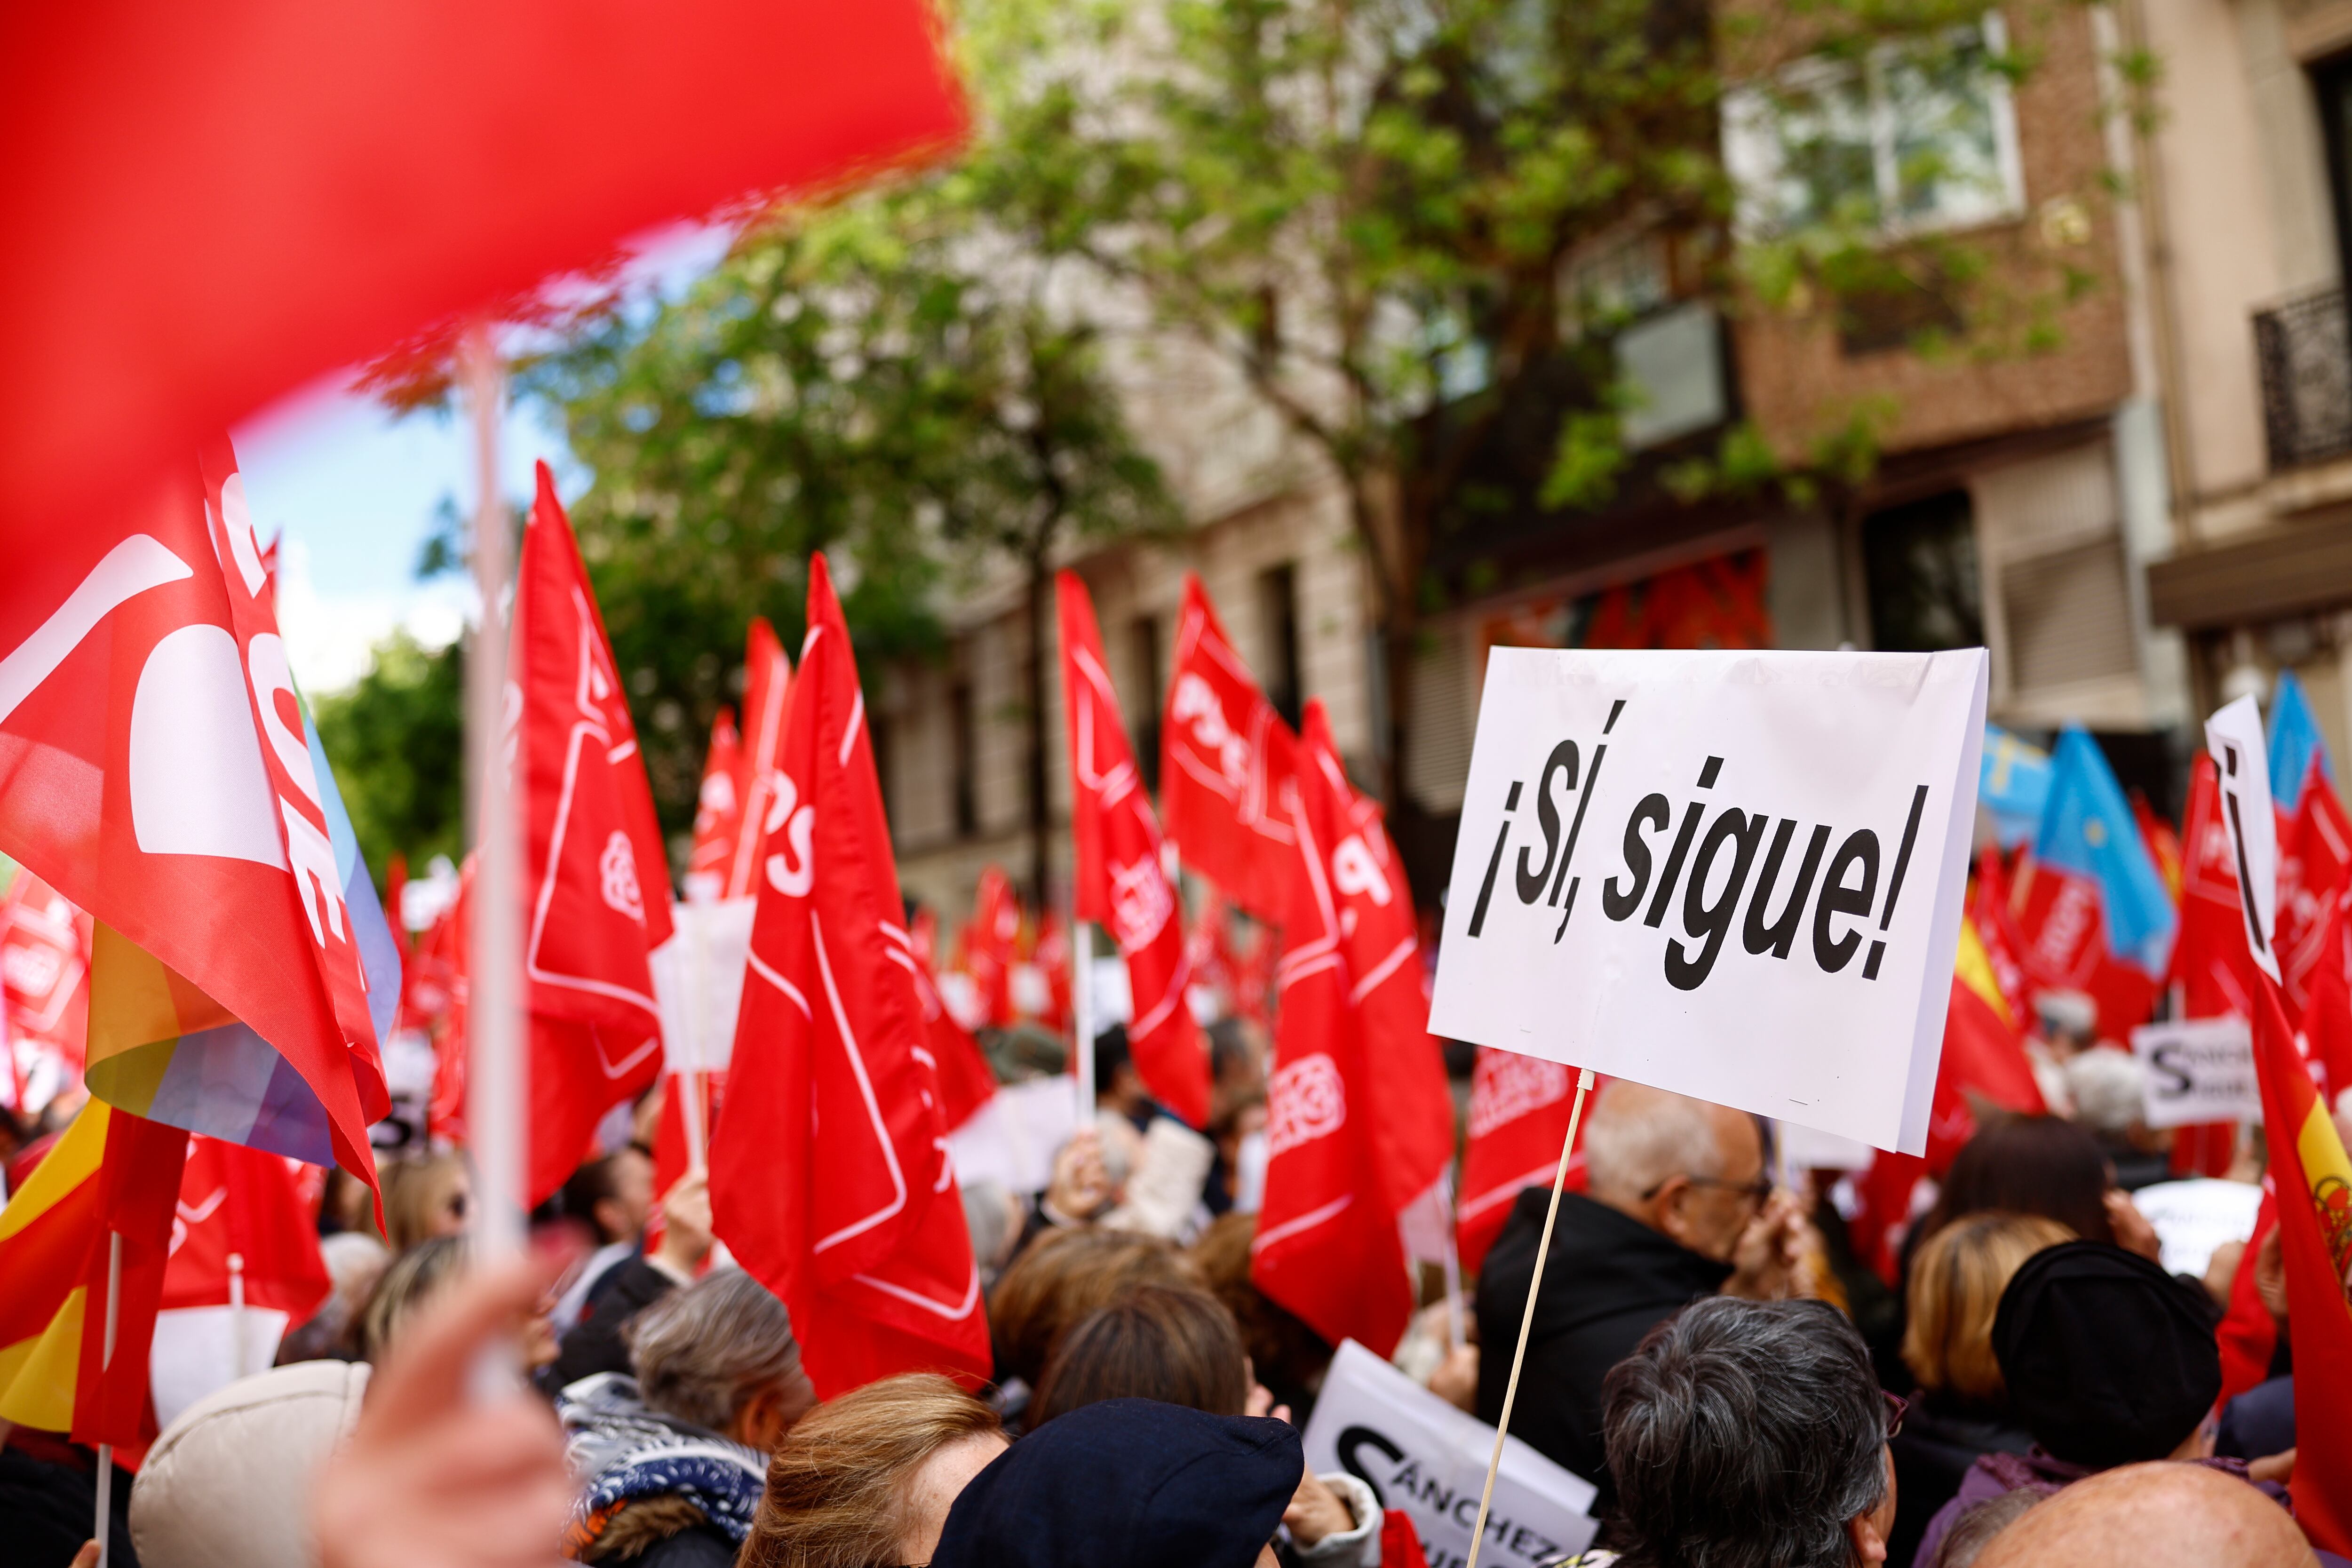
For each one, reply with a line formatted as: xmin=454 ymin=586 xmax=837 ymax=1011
xmin=1303 ymin=1341 xmax=1599 ymax=1568
xmin=1431 ymin=648 xmax=1989 ymax=1156
xmin=2130 ymin=1017 xmax=2263 ymax=1130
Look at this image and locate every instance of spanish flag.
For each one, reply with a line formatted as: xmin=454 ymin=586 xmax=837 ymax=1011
xmin=2249 ymin=979 xmax=2352 ymax=1552
xmin=0 ymin=1098 xmax=189 ymax=1446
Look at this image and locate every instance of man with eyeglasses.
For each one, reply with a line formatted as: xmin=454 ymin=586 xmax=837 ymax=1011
xmin=1475 ymin=1080 xmax=1822 ymax=1500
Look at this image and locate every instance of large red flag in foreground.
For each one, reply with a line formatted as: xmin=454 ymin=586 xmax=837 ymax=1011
xmin=710 ymin=555 xmax=988 ymax=1397
xmin=1161 ymin=575 xmax=1299 ymax=922
xmin=0 ymin=456 xmax=387 ymax=1179
xmin=513 ymin=466 xmax=675 ymax=1203
xmin=1 ymin=2 xmax=963 ymax=562
xmin=1058 ymin=573 xmax=1209 ymax=1127
xmin=0 ymin=1100 xmax=190 ymax=1445
xmin=2246 ymin=980 xmax=2352 ymax=1551
xmin=1253 ymin=701 xmax=1454 ymax=1356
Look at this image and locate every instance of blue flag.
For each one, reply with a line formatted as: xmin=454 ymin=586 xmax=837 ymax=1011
xmin=1979 ymin=725 xmax=2051 ymax=850
xmin=2267 ymin=669 xmax=2331 ymax=807
xmin=2034 ymin=726 xmax=2176 ymax=975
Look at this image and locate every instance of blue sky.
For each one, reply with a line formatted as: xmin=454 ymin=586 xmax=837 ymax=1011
xmin=230 ymin=222 xmax=730 ymax=692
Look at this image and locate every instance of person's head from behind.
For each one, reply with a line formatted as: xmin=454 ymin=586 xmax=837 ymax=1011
xmin=928 ymin=1398 xmax=1301 ymax=1568
xmin=628 ymin=1266 xmax=816 ymax=1452
xmin=357 ymin=1235 xmax=467 ymax=1363
xmin=1031 ymin=1284 xmax=1249 ymax=1424
xmin=1582 ymin=1080 xmax=1768 ymax=1262
xmin=987 ymin=1225 xmax=1192 ymax=1388
xmin=1971 ymin=1461 xmax=2317 ymax=1568
xmin=379 ymin=1150 xmax=471 ymax=1253
xmin=1187 ymin=1213 xmax=1332 ymax=1411
xmin=1093 ymin=1024 xmax=1147 ymax=1116
xmin=1902 ymin=1212 xmax=2074 ymax=1408
xmin=1603 ymin=1297 xmax=1895 ymax=1568
xmin=1990 ymin=1240 xmax=2221 ymax=1469
xmin=1921 ymin=1115 xmax=2115 ymax=1247
xmin=561 ymin=1146 xmax=656 ymax=1248
xmin=739 ymin=1372 xmax=1004 ymax=1568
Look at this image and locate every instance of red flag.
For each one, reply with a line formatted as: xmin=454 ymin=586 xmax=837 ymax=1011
xmin=159 ymin=1137 xmax=331 ymax=1318
xmin=708 ymin=554 xmax=988 ymax=1398
xmin=1 ymin=868 xmax=92 ymax=1090
xmin=2245 ymin=979 xmax=2352 ymax=1549
xmin=2170 ymin=756 xmax=2263 ymax=1023
xmin=3 ymin=1 xmax=964 ymax=570
xmin=2133 ymin=790 xmax=2184 ymax=904
xmin=685 ymin=705 xmax=744 ymax=903
xmin=2010 ymin=854 xmax=2159 ymax=1042
xmin=0 ymin=454 xmax=386 ymax=1179
xmin=1456 ymin=1050 xmax=1594 ymax=1275
xmin=965 ymin=868 xmax=1022 ymax=1031
xmin=1251 ymin=700 xmax=1453 ymax=1356
xmin=0 ymin=1100 xmax=190 ymax=1446
xmin=512 ymin=465 xmax=673 ymax=1204
xmin=2301 ymin=881 xmax=2352 ymax=1106
xmin=1969 ymin=850 xmax=2030 ymax=1024
xmin=426 ymin=858 xmax=472 ymax=1148
xmin=2215 ymin=1187 xmax=2279 ymax=1409
xmin=2275 ymin=776 xmax=2352 ymax=1019
xmin=1161 ymin=575 xmax=1299 ymax=922
xmin=1058 ymin=572 xmax=1209 ymax=1128
xmin=1033 ymin=911 xmax=1073 ymax=1036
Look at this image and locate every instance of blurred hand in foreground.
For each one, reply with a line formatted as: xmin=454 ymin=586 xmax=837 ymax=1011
xmin=313 ymin=1257 xmax=574 ymax=1568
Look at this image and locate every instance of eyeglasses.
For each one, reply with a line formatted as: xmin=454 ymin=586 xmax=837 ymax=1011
xmin=1883 ymin=1392 xmax=1908 ymax=1440
xmin=1639 ymin=1173 xmax=1775 ymax=1205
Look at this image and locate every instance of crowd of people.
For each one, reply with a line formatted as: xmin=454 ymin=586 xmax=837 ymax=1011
xmin=0 ymin=1005 xmax=2335 ymax=1568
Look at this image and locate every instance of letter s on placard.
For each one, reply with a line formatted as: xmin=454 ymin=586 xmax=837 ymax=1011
xmin=764 ymin=772 xmax=816 ymax=897
xmin=1603 ymin=794 xmax=1670 ymax=921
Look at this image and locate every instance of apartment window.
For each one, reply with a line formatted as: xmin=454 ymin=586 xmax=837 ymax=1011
xmin=1130 ymin=614 xmax=1164 ymax=791
xmin=1863 ymin=490 xmax=1983 ymax=651
xmin=1259 ymin=564 xmax=1303 ymax=729
xmin=1723 ymin=16 xmax=2025 ymax=241
xmin=949 ymin=681 xmax=977 ymax=838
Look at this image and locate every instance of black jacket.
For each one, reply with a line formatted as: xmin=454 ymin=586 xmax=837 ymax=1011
xmin=1473 ymin=1190 xmax=1731 ymax=1491
xmin=543 ymin=1258 xmax=681 ymax=1394
xmin=1886 ymin=1395 xmax=2033 ymax=1568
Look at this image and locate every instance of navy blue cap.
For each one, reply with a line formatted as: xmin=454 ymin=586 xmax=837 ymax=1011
xmin=929 ymin=1398 xmax=1301 ymax=1568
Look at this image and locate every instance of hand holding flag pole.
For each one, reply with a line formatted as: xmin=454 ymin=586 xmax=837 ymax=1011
xmin=1462 ymin=1067 xmax=1595 ymax=1568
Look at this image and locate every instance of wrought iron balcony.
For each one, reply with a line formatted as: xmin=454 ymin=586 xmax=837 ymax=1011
xmin=2255 ymin=286 xmax=2352 ymax=470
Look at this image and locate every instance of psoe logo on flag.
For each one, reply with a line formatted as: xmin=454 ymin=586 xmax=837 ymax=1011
xmin=1268 ymin=1052 xmax=1346 ymax=1155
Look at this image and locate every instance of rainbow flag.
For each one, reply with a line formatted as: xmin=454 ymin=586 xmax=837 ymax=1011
xmin=80 ymin=709 xmax=399 ymax=1164
xmin=0 ymin=1098 xmax=188 ymax=1444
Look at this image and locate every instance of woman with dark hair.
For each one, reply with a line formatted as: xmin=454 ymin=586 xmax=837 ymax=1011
xmin=1912 ymin=1114 xmax=2160 ymax=1264
xmin=1030 ymin=1286 xmax=1252 ymax=1425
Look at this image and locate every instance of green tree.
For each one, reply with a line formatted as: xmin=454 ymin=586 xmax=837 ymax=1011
xmin=962 ymin=0 xmax=2107 ymax=806
xmin=313 ymin=631 xmax=467 ymax=879
xmin=527 ymin=122 xmax=1178 ymax=902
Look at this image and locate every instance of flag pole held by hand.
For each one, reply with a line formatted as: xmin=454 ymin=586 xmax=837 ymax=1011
xmin=1463 ymin=1067 xmax=1594 ymax=1568
xmin=94 ymin=1230 xmax=122 ymax=1568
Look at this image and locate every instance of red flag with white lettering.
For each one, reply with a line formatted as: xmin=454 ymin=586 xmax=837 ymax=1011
xmin=1058 ymin=572 xmax=1208 ymax=1128
xmin=512 ymin=464 xmax=672 ymax=1203
xmin=1251 ymin=700 xmax=1453 ymax=1355
xmin=0 ymin=454 xmax=385 ymax=1180
xmin=1161 ymin=575 xmax=1298 ymax=922
xmin=1456 ymin=1050 xmax=1594 ymax=1275
xmin=709 ymin=553 xmax=988 ymax=1398
xmin=1 ymin=867 xmax=91 ymax=1103
xmin=685 ymin=705 xmax=743 ymax=903
xmin=965 ymin=867 xmax=1021 ymax=1031
xmin=2276 ymin=773 xmax=2352 ymax=1019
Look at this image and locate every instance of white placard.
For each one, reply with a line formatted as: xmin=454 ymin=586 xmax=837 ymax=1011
xmin=2130 ymin=1177 xmax=2265 ymax=1278
xmin=945 ymin=1074 xmax=1082 ymax=1196
xmin=1430 ymin=648 xmax=1987 ymax=1156
xmin=648 ymin=896 xmax=756 ymax=1073
xmin=2131 ymin=1016 xmax=2262 ymax=1128
xmin=1302 ymin=1339 xmax=1598 ymax=1568
xmin=2203 ymin=695 xmax=2281 ymax=983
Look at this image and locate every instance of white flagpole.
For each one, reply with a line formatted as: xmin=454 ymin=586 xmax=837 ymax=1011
xmin=227 ymin=1251 xmax=247 ymax=1380
xmin=681 ymin=904 xmax=709 ymax=1177
xmin=462 ymin=328 xmax=524 ymax=1262
xmin=1437 ymin=1170 xmax=1468 ymax=1354
xmin=94 ymin=1229 xmax=122 ymax=1568
xmin=1072 ymin=922 xmax=1096 ymax=1130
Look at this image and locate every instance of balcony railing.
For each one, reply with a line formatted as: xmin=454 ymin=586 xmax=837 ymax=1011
xmin=2255 ymin=286 xmax=2352 ymax=470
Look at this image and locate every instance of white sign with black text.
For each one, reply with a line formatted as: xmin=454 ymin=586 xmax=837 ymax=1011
xmin=1301 ymin=1340 xmax=1598 ymax=1568
xmin=2131 ymin=1017 xmax=2262 ymax=1129
xmin=1430 ymin=648 xmax=1988 ymax=1155
xmin=2203 ymin=695 xmax=2281 ymax=983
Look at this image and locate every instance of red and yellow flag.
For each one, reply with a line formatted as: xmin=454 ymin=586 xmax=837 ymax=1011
xmin=0 ymin=1098 xmax=189 ymax=1445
